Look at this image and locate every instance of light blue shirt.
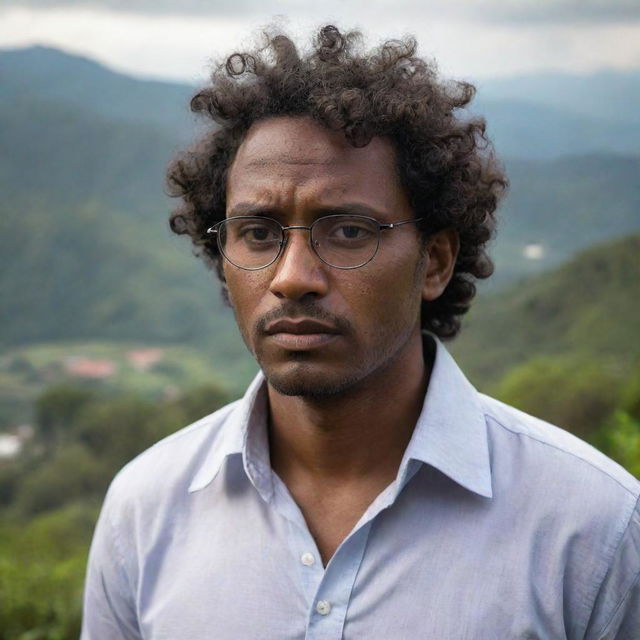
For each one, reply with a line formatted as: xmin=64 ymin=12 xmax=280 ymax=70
xmin=82 ymin=339 xmax=640 ymax=639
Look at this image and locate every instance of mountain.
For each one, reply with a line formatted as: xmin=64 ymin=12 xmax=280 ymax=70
xmin=474 ymin=98 xmax=640 ymax=160
xmin=0 ymin=45 xmax=639 ymax=349
xmin=478 ymin=70 xmax=640 ymax=126
xmin=0 ymin=195 xmax=228 ymax=345
xmin=492 ymin=154 xmax=640 ymax=285
xmin=473 ymin=70 xmax=640 ymax=159
xmin=2 ymin=46 xmax=640 ymax=160
xmin=451 ymin=234 xmax=640 ymax=387
xmin=0 ymin=48 xmax=242 ymax=353
xmin=0 ymin=96 xmax=177 ymax=217
xmin=0 ymin=45 xmax=196 ymax=139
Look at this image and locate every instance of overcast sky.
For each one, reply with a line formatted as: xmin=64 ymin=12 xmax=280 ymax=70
xmin=1 ymin=0 xmax=639 ymax=82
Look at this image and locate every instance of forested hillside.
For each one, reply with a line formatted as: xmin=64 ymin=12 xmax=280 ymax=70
xmin=454 ymin=234 xmax=640 ymax=384
xmin=1 ymin=46 xmax=640 ymax=347
xmin=452 ymin=235 xmax=640 ymax=441
xmin=1 ymin=44 xmax=639 ymax=639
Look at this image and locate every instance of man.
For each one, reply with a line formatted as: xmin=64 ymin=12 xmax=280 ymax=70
xmin=82 ymin=26 xmax=640 ymax=638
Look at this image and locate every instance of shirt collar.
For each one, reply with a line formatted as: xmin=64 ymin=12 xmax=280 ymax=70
xmin=188 ymin=372 xmax=271 ymax=496
xmin=402 ymin=337 xmax=493 ymax=498
xmin=189 ymin=337 xmax=492 ymax=500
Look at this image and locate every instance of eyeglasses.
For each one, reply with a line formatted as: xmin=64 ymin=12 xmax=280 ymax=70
xmin=206 ymin=214 xmax=425 ymax=270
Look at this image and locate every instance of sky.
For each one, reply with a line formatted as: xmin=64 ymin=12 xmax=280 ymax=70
xmin=1 ymin=0 xmax=640 ymax=82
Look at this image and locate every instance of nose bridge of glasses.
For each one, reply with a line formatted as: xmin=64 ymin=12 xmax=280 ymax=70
xmin=282 ymin=223 xmax=313 ymax=236
xmin=279 ymin=223 xmax=320 ymax=260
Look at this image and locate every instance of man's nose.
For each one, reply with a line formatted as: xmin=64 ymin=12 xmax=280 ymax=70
xmin=268 ymin=230 xmax=329 ymax=301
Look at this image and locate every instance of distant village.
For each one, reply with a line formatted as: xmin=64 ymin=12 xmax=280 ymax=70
xmin=0 ymin=348 xmax=165 ymax=460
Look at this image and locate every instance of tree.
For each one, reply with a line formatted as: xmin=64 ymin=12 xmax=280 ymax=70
xmin=494 ymin=355 xmax=620 ymax=441
xmin=34 ymin=386 xmax=95 ymax=453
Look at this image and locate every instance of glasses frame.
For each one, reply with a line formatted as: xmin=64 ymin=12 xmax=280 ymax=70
xmin=206 ymin=214 xmax=425 ymax=270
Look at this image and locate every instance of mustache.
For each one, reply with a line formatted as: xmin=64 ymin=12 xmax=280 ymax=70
xmin=254 ymin=302 xmax=353 ymax=336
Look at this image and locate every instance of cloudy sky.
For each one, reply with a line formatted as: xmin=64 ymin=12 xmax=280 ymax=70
xmin=1 ymin=0 xmax=639 ymax=82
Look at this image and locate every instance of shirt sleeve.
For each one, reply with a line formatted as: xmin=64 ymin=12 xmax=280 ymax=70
xmin=81 ymin=486 xmax=142 ymax=640
xmin=586 ymin=496 xmax=640 ymax=640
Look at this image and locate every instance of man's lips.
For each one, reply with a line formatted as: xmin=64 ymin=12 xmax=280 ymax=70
xmin=265 ymin=318 xmax=341 ymax=335
xmin=264 ymin=318 xmax=342 ymax=350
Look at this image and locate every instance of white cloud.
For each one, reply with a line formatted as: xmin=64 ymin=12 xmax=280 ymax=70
xmin=1 ymin=6 xmax=639 ymax=82
xmin=4 ymin=0 xmax=640 ymax=24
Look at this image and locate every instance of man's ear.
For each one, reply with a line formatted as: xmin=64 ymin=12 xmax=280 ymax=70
xmin=421 ymin=228 xmax=459 ymax=301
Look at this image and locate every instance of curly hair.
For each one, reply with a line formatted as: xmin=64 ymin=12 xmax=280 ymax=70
xmin=167 ymin=25 xmax=507 ymax=339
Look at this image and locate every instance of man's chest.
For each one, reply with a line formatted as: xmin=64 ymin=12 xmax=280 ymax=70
xmin=132 ymin=469 xmax=593 ymax=640
xmin=136 ymin=513 xmax=569 ymax=640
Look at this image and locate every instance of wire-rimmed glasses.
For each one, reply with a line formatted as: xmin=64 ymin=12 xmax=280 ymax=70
xmin=206 ymin=214 xmax=425 ymax=270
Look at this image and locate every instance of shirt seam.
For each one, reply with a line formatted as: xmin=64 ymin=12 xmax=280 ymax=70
xmin=592 ymin=494 xmax=640 ymax=639
xmin=484 ymin=413 xmax=640 ymax=499
xmin=488 ymin=413 xmax=640 ymax=637
xmin=105 ymin=491 xmax=137 ymax=606
xmin=123 ymin=401 xmax=240 ymax=470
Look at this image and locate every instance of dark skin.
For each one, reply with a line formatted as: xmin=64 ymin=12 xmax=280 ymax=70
xmin=224 ymin=117 xmax=459 ymax=564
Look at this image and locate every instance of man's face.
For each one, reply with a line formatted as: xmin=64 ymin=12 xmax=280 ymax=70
xmin=224 ymin=116 xmax=432 ymax=398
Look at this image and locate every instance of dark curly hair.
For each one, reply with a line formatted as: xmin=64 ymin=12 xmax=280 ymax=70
xmin=167 ymin=25 xmax=507 ymax=339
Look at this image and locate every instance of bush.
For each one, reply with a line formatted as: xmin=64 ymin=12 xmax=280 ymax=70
xmin=0 ymin=503 xmax=96 ymax=640
xmin=0 ymin=379 xmax=234 ymax=636
xmin=595 ymin=411 xmax=640 ymax=478
xmin=494 ymin=355 xmax=621 ymax=440
xmin=34 ymin=386 xmax=95 ymax=452
xmin=12 ymin=444 xmax=108 ymax=517
xmin=72 ymin=394 xmax=158 ymax=465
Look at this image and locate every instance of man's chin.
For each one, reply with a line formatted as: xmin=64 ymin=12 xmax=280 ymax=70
xmin=263 ymin=363 xmax=362 ymax=399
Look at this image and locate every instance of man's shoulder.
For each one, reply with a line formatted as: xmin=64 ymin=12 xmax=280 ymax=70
xmin=105 ymin=398 xmax=242 ymax=509
xmin=479 ymin=392 xmax=640 ymax=500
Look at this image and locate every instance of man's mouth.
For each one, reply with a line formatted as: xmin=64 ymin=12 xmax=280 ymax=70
xmin=264 ymin=318 xmax=341 ymax=350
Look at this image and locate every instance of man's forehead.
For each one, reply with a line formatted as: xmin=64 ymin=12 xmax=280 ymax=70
xmin=231 ymin=116 xmax=397 ymax=171
xmin=226 ymin=117 xmax=409 ymax=217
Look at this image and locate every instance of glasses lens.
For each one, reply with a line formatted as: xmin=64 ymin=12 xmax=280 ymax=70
xmin=312 ymin=215 xmax=380 ymax=268
xmin=218 ymin=217 xmax=282 ymax=269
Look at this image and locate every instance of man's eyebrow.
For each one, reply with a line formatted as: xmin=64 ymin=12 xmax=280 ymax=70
xmin=313 ymin=202 xmax=387 ymax=218
xmin=226 ymin=202 xmax=389 ymax=219
xmin=226 ymin=203 xmax=274 ymax=217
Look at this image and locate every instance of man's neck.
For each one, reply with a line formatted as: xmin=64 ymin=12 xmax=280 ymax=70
xmin=267 ymin=333 xmax=433 ymax=487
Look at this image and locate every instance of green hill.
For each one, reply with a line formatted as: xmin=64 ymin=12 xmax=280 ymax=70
xmin=0 ymin=94 xmax=178 ymax=216
xmin=1 ymin=45 xmax=639 ymax=351
xmin=0 ymin=45 xmax=195 ymax=137
xmin=452 ymin=234 xmax=640 ymax=388
xmin=493 ymin=154 xmax=640 ymax=285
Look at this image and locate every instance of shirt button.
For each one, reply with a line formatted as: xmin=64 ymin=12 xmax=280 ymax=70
xmin=316 ymin=600 xmax=331 ymax=616
xmin=300 ymin=552 xmax=315 ymax=566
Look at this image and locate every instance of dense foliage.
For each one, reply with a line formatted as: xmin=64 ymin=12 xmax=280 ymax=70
xmin=453 ymin=235 xmax=640 ymax=384
xmin=0 ymin=382 xmax=233 ymax=639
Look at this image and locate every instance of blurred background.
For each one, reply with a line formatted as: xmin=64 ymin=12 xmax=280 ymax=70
xmin=1 ymin=1 xmax=639 ymax=637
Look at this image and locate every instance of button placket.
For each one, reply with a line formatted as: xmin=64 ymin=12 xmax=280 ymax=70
xmin=304 ymin=522 xmax=373 ymax=640
xmin=281 ymin=516 xmax=324 ymax=607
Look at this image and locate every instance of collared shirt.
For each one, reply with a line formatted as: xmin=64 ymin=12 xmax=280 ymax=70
xmin=82 ymin=339 xmax=640 ymax=639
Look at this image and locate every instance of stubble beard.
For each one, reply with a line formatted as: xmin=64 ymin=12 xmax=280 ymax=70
xmin=231 ymin=255 xmax=427 ymax=400
xmin=251 ymin=317 xmax=421 ymax=400
xmin=261 ymin=353 xmax=374 ymax=398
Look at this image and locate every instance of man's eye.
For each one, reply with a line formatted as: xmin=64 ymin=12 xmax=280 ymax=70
xmin=328 ymin=223 xmax=374 ymax=242
xmin=338 ymin=225 xmax=365 ymax=239
xmin=239 ymin=225 xmax=278 ymax=242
